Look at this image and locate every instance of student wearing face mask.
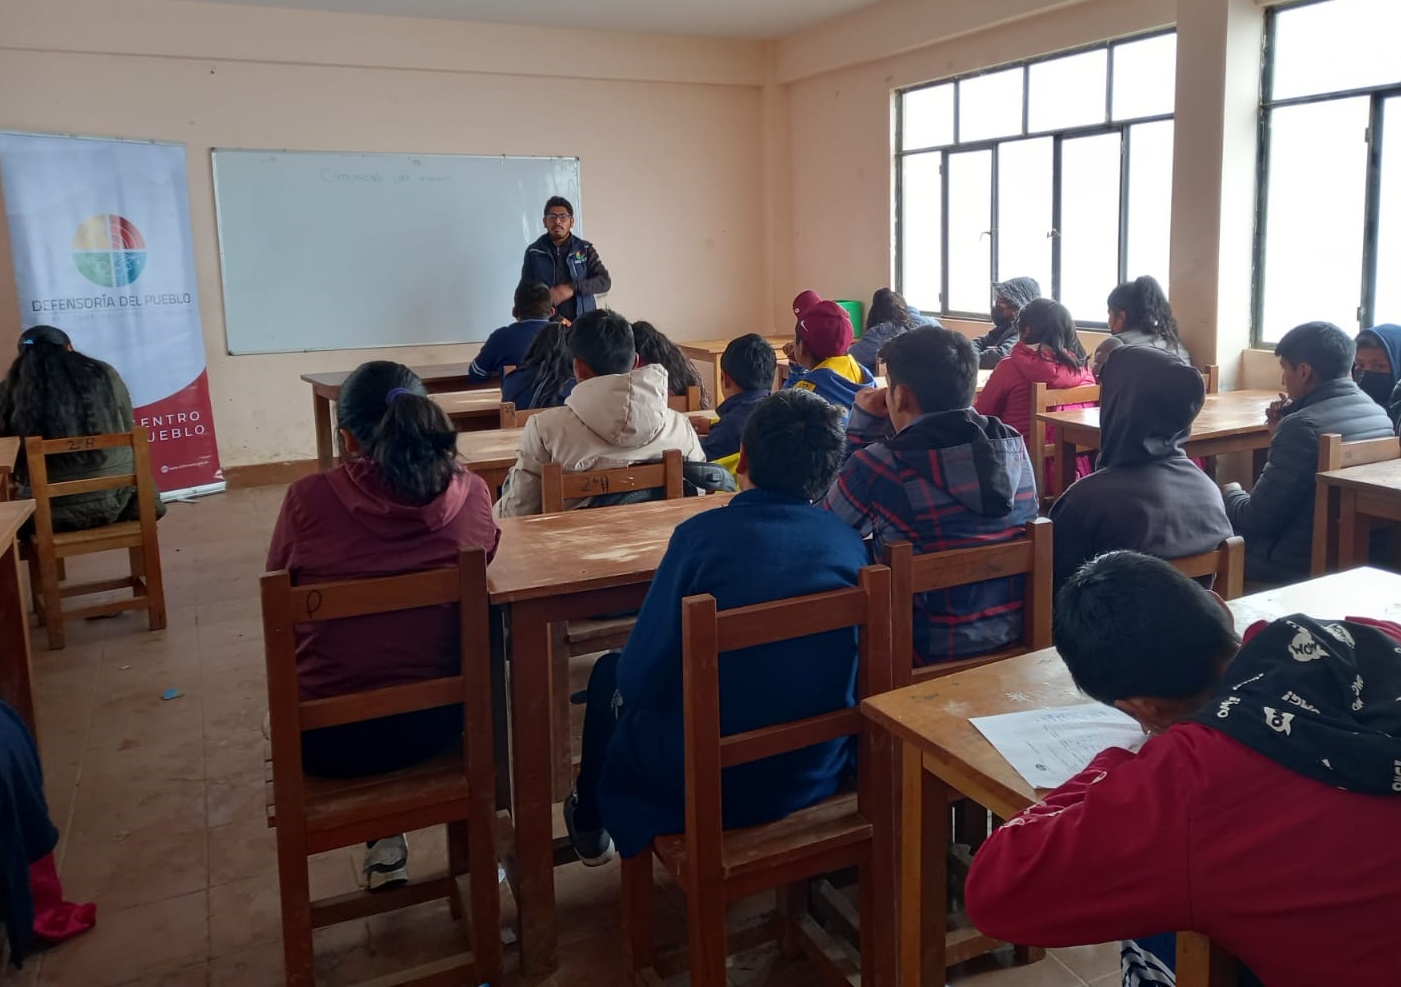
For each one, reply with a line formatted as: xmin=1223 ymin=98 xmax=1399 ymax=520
xmin=1353 ymin=324 xmax=1401 ymax=430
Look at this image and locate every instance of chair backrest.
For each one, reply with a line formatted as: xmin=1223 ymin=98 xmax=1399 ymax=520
xmin=498 ymin=401 xmax=553 ymax=429
xmin=666 ymin=386 xmax=703 ymax=413
xmin=1168 ymin=537 xmax=1245 ymax=600
xmin=881 ymin=518 xmax=1052 ymax=686
xmin=260 ymin=546 xmax=494 ymax=815
xmin=24 ymin=427 xmax=161 ymax=539
xmin=1311 ymin=432 xmax=1401 ymax=574
xmin=679 ymin=564 xmax=892 ymax=891
xmin=1197 ymin=364 xmax=1220 ymax=395
xmin=540 ymin=448 xmax=685 ymax=514
xmin=1029 ymin=382 xmax=1101 ymax=502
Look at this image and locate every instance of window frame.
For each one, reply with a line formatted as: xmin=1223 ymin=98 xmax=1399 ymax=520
xmin=894 ymin=28 xmax=1177 ymax=325
xmin=1251 ymin=0 xmax=1401 ymax=345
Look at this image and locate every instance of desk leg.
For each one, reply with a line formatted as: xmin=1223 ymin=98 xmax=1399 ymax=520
xmin=1058 ymin=439 xmax=1076 ymax=498
xmin=1177 ymin=931 xmax=1238 ymax=986
xmin=898 ymin=745 xmax=949 ymax=986
xmin=1338 ymin=488 xmax=1365 ymax=570
xmin=509 ymin=598 xmax=558 ymax=976
xmin=312 ymin=394 xmax=334 ymax=472
xmin=0 ymin=540 xmax=36 ymax=738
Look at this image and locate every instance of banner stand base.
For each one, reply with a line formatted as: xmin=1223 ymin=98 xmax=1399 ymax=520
xmin=161 ymin=481 xmax=227 ymax=503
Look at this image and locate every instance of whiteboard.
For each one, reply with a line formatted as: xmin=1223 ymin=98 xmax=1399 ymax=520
xmin=211 ymin=150 xmax=582 ymax=354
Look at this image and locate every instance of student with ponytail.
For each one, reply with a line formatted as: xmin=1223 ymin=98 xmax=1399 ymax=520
xmin=266 ymin=360 xmax=500 ymax=891
xmin=1106 ymin=275 xmax=1191 ymax=363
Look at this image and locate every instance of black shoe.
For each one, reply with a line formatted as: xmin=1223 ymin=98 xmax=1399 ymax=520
xmin=563 ymin=791 xmax=615 ymax=867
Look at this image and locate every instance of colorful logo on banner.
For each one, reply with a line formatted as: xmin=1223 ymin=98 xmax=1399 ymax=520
xmin=72 ymin=214 xmax=148 ymax=288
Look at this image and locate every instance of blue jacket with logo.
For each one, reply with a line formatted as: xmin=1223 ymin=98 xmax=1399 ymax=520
xmin=466 ymin=318 xmax=550 ymax=382
xmin=699 ymin=388 xmax=770 ymax=461
xmin=782 ymin=354 xmax=874 ymax=417
xmin=521 ymin=233 xmax=611 ymax=323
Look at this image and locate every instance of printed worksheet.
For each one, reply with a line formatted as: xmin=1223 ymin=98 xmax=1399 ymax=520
xmin=970 ymin=703 xmax=1147 ymax=790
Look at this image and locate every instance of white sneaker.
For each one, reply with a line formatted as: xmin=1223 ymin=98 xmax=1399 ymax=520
xmin=364 ymin=835 xmax=409 ymax=892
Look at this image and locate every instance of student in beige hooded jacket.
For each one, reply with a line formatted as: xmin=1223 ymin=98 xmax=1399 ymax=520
xmin=494 ymin=310 xmax=705 ymax=518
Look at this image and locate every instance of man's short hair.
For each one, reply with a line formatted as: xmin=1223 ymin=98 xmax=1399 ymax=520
xmin=1053 ymin=551 xmax=1240 ymax=705
xmin=514 ymin=281 xmax=552 ymax=319
xmin=544 ymin=196 xmax=574 ymax=218
xmin=880 ymin=326 xmax=977 ymax=413
xmin=741 ymin=390 xmax=845 ymax=501
xmin=1274 ymin=321 xmax=1356 ymax=380
xmin=569 ymin=310 xmax=635 ymax=376
xmin=720 ymin=334 xmax=778 ymax=392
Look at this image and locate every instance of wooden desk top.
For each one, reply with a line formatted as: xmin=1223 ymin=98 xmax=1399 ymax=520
xmin=458 ymin=427 xmax=524 ymax=469
xmin=862 ymin=567 xmax=1401 ymax=818
xmin=676 ymin=337 xmax=788 ymax=358
xmin=1037 ymin=389 xmax=1277 ymax=438
xmin=302 ymin=361 xmax=479 ymax=391
xmin=433 ymin=389 xmax=503 ymax=418
xmin=1318 ymin=457 xmax=1401 ymax=495
xmin=487 ymin=494 xmax=733 ymax=604
xmin=0 ymin=436 xmax=19 ymax=470
xmin=0 ymin=500 xmax=34 ymax=544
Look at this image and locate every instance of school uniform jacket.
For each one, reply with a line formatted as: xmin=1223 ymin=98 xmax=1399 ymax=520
xmin=781 ymin=354 xmax=873 ymax=416
xmin=698 ymin=388 xmax=769 ymax=462
xmin=466 ymin=318 xmax=550 ymax=382
xmin=520 ymin=233 xmax=610 ymax=323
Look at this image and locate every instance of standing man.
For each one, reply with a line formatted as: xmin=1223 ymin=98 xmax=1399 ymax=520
xmin=522 ymin=197 xmax=611 ymax=324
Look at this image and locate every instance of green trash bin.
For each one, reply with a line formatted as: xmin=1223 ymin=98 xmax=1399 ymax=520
xmin=836 ymin=299 xmax=864 ymax=338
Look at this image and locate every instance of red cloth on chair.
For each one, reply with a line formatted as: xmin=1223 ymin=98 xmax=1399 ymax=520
xmin=28 ymin=853 xmax=95 ymax=945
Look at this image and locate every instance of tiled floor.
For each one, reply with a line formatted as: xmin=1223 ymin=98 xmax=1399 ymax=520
xmin=9 ymin=485 xmax=1119 ymax=986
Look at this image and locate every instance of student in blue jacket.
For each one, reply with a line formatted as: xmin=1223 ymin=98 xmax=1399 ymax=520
xmin=698 ymin=333 xmax=777 ymax=462
xmin=466 ymin=281 xmax=553 ymax=383
xmin=781 ymin=290 xmax=874 ymax=415
xmin=520 ymin=196 xmax=611 ymax=323
xmin=564 ymin=389 xmax=869 ymax=864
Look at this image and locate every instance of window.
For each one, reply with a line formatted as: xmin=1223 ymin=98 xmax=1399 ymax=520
xmin=896 ymin=31 xmax=1177 ymax=324
xmin=1254 ymin=0 xmax=1401 ymax=344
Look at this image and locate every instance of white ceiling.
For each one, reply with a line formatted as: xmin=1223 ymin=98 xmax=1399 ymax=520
xmin=174 ymin=0 xmax=885 ymax=39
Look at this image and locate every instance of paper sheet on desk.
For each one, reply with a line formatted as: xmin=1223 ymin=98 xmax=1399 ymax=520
xmin=970 ymin=704 xmax=1147 ymax=790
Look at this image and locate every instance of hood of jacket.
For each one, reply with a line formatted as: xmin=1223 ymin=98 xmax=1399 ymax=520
xmin=1098 ymin=345 xmax=1205 ymax=467
xmin=993 ymin=277 xmax=1041 ymax=312
xmin=563 ymin=363 xmax=674 ymax=449
xmin=1194 ymin=615 xmax=1401 ymax=797
xmin=1358 ymin=324 xmax=1401 ymax=382
xmin=885 ymin=408 xmax=1029 ymax=517
xmin=325 ymin=458 xmax=473 ymax=539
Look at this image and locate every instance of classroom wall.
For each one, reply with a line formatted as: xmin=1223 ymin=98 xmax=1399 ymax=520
xmin=0 ymin=0 xmax=768 ymax=467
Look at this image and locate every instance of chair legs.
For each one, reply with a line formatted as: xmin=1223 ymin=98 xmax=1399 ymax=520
xmin=36 ymin=550 xmax=64 ymax=651
xmin=274 ymin=829 xmax=316 ymax=987
xmin=687 ymin=876 xmax=729 ymax=987
xmin=620 ymin=853 xmax=655 ymax=982
xmin=467 ymin=816 xmax=503 ymax=982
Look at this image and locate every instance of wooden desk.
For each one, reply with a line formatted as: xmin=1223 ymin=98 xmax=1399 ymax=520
xmin=488 ymin=494 xmax=733 ymax=974
xmin=301 ymin=363 xmax=496 ymax=470
xmin=862 ymin=566 xmax=1401 ymax=986
xmin=677 ymin=337 xmax=788 ymax=398
xmin=1038 ymin=389 xmax=1277 ymax=495
xmin=432 ymin=389 xmax=503 ymax=434
xmin=1316 ymin=459 xmax=1401 ymax=571
xmin=0 ymin=501 xmax=36 ymax=737
xmin=0 ymin=436 xmax=19 ymax=502
xmin=457 ymin=427 xmax=523 ymax=497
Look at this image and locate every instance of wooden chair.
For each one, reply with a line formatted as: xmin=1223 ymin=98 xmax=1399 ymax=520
xmin=1029 ymin=382 xmax=1100 ymax=507
xmin=881 ymin=518 xmax=1052 ymax=687
xmin=23 ymin=427 xmax=166 ymax=650
xmin=1197 ymin=364 xmax=1220 ymax=395
xmin=620 ymin=565 xmax=896 ymax=987
xmin=1177 ymin=932 xmax=1239 ymax=986
xmin=498 ymin=401 xmax=554 ymax=429
xmin=261 ymin=547 xmax=501 ymax=987
xmin=666 ymin=385 xmax=704 ymax=413
xmin=1169 ymin=537 xmax=1245 ymax=600
xmin=540 ymin=448 xmax=684 ymax=514
xmin=1311 ymin=432 xmax=1401 ymax=575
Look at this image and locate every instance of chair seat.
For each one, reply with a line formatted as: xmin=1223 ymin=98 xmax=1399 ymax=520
xmin=50 ymin=519 xmax=143 ymax=556
xmin=653 ymin=791 xmax=870 ymax=889
xmin=266 ymin=749 xmax=470 ymax=833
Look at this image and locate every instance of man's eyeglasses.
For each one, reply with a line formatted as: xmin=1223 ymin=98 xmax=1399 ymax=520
xmin=544 ymin=213 xmax=571 ymax=223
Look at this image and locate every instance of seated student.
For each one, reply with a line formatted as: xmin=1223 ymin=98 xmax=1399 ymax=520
xmin=1222 ymin=321 xmax=1393 ymax=585
xmin=500 ymin=320 xmax=575 ymax=411
xmin=1105 ymin=275 xmax=1191 ymax=363
xmin=266 ymin=360 xmax=500 ymax=890
xmin=0 ymin=325 xmax=164 ymax=528
xmin=1049 ymin=346 xmax=1233 ymax=590
xmin=698 ymin=333 xmax=776 ymax=462
xmin=848 ymin=287 xmax=941 ymax=374
xmin=966 ymin=551 xmax=1401 ymax=987
xmin=1352 ymin=323 xmax=1401 ymax=425
xmin=563 ymin=389 xmax=869 ymax=863
xmin=971 ymin=277 xmax=1041 ymax=368
xmin=821 ymin=327 xmax=1038 ymax=663
xmin=466 ymin=281 xmax=554 ymax=383
xmin=495 ymin=310 xmax=705 ymax=517
xmin=974 ymin=297 xmax=1098 ymax=483
xmin=632 ymin=320 xmax=711 ymax=409
xmin=782 ymin=291 xmax=874 ymax=414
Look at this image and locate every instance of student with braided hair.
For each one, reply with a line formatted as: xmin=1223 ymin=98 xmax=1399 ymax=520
xmin=1106 ymin=275 xmax=1191 ymax=363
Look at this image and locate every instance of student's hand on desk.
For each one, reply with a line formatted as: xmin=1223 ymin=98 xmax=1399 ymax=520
xmin=854 ymin=386 xmax=890 ymax=417
xmin=549 ymin=284 xmax=575 ymax=305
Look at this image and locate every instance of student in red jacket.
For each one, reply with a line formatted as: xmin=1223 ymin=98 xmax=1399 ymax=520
xmin=973 ymin=298 xmax=1096 ymax=485
xmin=965 ymin=551 xmax=1401 ymax=987
xmin=267 ymin=360 xmax=501 ymax=891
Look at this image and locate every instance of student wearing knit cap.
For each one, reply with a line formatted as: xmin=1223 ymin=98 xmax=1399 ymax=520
xmin=781 ymin=290 xmax=874 ymax=415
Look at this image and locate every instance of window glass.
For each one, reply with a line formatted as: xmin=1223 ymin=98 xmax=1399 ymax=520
xmin=1260 ymin=98 xmax=1370 ymax=340
xmin=1028 ymin=49 xmax=1107 ymax=132
xmin=1370 ymin=97 xmax=1401 ymax=325
xmin=1059 ymin=133 xmax=1122 ymax=322
xmin=903 ymin=83 xmax=955 ymax=150
xmin=1112 ymin=33 xmax=1177 ymax=120
xmin=1125 ymin=120 xmax=1174 ymax=288
xmin=995 ymin=138 xmax=1054 ymax=291
xmin=958 ymin=68 xmax=1025 ymax=143
xmin=946 ymin=149 xmax=993 ymax=313
xmin=900 ymin=153 xmax=944 ymax=312
xmin=1272 ymin=0 xmax=1401 ymax=101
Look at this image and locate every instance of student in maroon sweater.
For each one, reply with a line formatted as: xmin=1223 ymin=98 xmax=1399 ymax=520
xmin=266 ymin=360 xmax=500 ymax=890
xmin=965 ymin=551 xmax=1401 ymax=987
